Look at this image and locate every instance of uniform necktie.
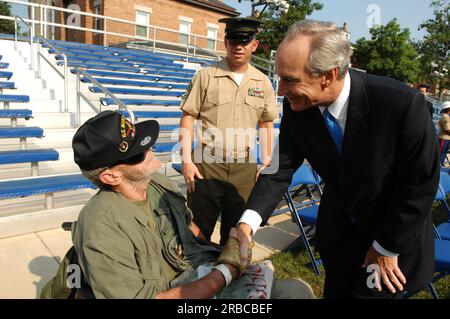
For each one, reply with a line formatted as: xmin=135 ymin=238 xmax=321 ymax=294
xmin=323 ymin=108 xmax=343 ymax=155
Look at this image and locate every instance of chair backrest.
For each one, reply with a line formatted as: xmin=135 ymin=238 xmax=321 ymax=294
xmin=439 ymin=170 xmax=450 ymax=194
xmin=289 ymin=164 xmax=320 ymax=189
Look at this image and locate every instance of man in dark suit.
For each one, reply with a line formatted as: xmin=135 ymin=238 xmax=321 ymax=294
xmin=235 ymin=20 xmax=440 ymax=299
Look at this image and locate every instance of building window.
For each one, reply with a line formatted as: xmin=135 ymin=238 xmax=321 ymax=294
xmin=206 ymin=26 xmax=217 ymax=50
xmin=136 ymin=10 xmax=150 ymax=38
xmin=179 ymin=20 xmax=192 ymax=45
xmin=94 ymin=5 xmax=101 ymax=31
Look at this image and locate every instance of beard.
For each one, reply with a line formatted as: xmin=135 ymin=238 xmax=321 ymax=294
xmin=119 ymin=163 xmax=159 ymax=186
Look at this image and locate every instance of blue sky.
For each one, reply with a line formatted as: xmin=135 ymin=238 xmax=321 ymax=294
xmin=223 ymin=0 xmax=436 ymax=41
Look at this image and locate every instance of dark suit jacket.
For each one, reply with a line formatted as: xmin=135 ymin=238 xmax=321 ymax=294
xmin=246 ymin=69 xmax=440 ymax=293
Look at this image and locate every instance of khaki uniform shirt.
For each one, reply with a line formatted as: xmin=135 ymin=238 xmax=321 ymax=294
xmin=180 ymin=59 xmax=278 ymax=158
xmin=439 ymin=113 xmax=450 ymax=140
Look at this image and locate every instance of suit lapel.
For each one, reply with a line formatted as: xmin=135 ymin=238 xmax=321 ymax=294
xmin=341 ymin=70 xmax=369 ymax=166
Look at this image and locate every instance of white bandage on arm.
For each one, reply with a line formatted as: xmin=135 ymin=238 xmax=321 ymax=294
xmin=212 ymin=264 xmax=233 ymax=287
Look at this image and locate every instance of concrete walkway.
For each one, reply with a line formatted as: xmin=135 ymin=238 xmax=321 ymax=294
xmin=0 ymin=213 xmax=299 ymax=299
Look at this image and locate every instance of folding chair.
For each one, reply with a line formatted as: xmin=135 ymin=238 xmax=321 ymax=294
xmin=284 ymin=164 xmax=322 ymax=275
xmin=434 ymin=170 xmax=450 ymax=239
xmin=427 ymin=238 xmax=450 ymax=299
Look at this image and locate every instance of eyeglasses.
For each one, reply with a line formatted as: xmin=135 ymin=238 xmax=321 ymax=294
xmin=110 ymin=150 xmax=147 ymax=167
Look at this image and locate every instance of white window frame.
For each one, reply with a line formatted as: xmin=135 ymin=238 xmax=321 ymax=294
xmin=179 ymin=16 xmax=193 ymax=45
xmin=135 ymin=6 xmax=152 ymax=39
xmin=206 ymin=23 xmax=218 ymax=51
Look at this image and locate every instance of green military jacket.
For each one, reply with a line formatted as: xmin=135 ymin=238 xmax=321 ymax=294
xmin=42 ymin=173 xmax=221 ymax=299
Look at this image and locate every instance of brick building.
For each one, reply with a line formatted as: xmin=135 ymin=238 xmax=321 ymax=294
xmin=53 ymin=0 xmax=239 ymax=52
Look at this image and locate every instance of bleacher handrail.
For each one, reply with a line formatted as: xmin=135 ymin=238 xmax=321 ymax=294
xmin=37 ymin=37 xmax=68 ymax=113
xmin=14 ymin=14 xmax=34 ymax=72
xmin=1 ymin=0 xmax=226 ymax=56
xmin=75 ymin=68 xmax=135 ymax=127
xmin=185 ymin=43 xmax=222 ymax=64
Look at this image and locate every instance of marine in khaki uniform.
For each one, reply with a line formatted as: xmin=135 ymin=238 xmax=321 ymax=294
xmin=179 ymin=17 xmax=278 ymax=245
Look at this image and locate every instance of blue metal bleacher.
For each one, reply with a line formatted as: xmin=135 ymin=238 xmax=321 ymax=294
xmin=119 ymin=110 xmax=182 ymax=118
xmin=153 ymin=141 xmax=177 ymax=153
xmin=0 ymin=109 xmax=32 ymax=120
xmin=0 ymin=62 xmax=9 ymax=69
xmin=0 ymin=149 xmax=59 ymax=165
xmin=0 ymin=82 xmax=15 ymax=89
xmin=79 ymin=69 xmax=191 ymax=83
xmin=159 ymin=124 xmax=179 ymax=132
xmin=0 ymin=174 xmax=95 ymax=199
xmin=88 ymin=86 xmax=184 ymax=97
xmin=68 ymin=51 xmax=183 ymax=69
xmin=76 ymin=70 xmax=190 ymax=83
xmin=0 ymin=71 xmax=13 ymax=80
xmin=80 ymin=76 xmax=188 ymax=90
xmin=59 ymin=61 xmax=143 ymax=73
xmin=100 ymin=98 xmax=180 ymax=107
xmin=47 ymin=45 xmax=185 ymax=68
xmin=0 ymin=94 xmax=30 ymax=103
xmin=0 ymin=127 xmax=43 ymax=138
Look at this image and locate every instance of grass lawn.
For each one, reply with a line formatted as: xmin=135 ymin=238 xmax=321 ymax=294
xmin=268 ymin=202 xmax=450 ymax=299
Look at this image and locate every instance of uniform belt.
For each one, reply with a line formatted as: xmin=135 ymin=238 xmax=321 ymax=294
xmin=194 ymin=144 xmax=251 ymax=162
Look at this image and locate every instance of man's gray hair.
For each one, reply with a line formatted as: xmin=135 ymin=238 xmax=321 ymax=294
xmin=81 ymin=167 xmax=109 ymax=188
xmin=284 ymin=20 xmax=352 ymax=79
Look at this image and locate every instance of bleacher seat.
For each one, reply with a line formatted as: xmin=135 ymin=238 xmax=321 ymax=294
xmin=88 ymin=86 xmax=184 ymax=97
xmin=0 ymin=94 xmax=30 ymax=103
xmin=0 ymin=82 xmax=15 ymax=89
xmin=0 ymin=71 xmax=13 ymax=80
xmin=0 ymin=109 xmax=32 ymax=120
xmin=0 ymin=148 xmax=59 ymax=176
xmin=0 ymin=149 xmax=59 ymax=165
xmin=0 ymin=62 xmax=9 ymax=69
xmin=153 ymin=141 xmax=177 ymax=153
xmin=80 ymin=76 xmax=188 ymax=90
xmin=119 ymin=110 xmax=182 ymax=118
xmin=159 ymin=125 xmax=179 ymax=132
xmin=0 ymin=109 xmax=32 ymax=127
xmin=0 ymin=174 xmax=95 ymax=200
xmin=60 ymin=61 xmax=142 ymax=73
xmin=78 ymin=69 xmax=191 ymax=83
xmin=100 ymin=98 xmax=180 ymax=107
xmin=0 ymin=127 xmax=43 ymax=138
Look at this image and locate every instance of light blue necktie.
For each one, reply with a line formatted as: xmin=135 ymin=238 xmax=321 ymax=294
xmin=323 ymin=108 xmax=343 ymax=155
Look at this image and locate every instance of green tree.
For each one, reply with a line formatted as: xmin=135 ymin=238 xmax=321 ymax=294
xmin=416 ymin=0 xmax=449 ymax=98
xmin=0 ymin=2 xmax=15 ymax=34
xmin=352 ymin=19 xmax=420 ymax=84
xmin=256 ymin=0 xmax=323 ymax=57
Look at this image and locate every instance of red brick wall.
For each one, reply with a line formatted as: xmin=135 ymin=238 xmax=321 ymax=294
xmin=55 ymin=0 xmax=233 ymax=51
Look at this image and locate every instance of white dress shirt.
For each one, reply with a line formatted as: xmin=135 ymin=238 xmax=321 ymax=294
xmin=239 ymin=72 xmax=399 ymax=257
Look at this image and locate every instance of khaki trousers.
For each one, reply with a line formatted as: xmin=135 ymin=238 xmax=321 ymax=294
xmin=187 ymin=161 xmax=257 ymax=245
